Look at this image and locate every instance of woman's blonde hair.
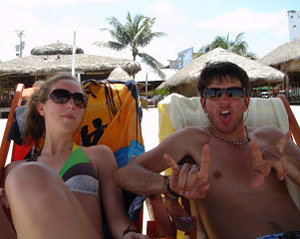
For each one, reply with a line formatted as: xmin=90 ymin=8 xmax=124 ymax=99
xmin=23 ymin=74 xmax=80 ymax=148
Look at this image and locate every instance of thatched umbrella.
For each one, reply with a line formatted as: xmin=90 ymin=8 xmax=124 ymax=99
xmin=258 ymin=38 xmax=300 ymax=85
xmin=159 ymin=48 xmax=286 ymax=97
xmin=31 ymin=42 xmax=84 ymax=55
xmin=258 ymin=38 xmax=300 ymax=66
xmin=107 ymin=67 xmax=131 ymax=81
xmin=0 ymin=42 xmax=141 ymax=78
xmin=0 ymin=54 xmax=140 ymax=76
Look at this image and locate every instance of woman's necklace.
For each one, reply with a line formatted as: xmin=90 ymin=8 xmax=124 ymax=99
xmin=207 ymin=125 xmax=250 ymax=146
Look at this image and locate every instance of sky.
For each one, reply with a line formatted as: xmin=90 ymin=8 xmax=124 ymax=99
xmin=0 ymin=0 xmax=298 ymax=66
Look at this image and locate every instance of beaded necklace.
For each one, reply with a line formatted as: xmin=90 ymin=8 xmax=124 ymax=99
xmin=207 ymin=125 xmax=250 ymax=146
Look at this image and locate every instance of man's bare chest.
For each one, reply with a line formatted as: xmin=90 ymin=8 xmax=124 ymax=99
xmin=208 ymin=144 xmax=254 ymax=185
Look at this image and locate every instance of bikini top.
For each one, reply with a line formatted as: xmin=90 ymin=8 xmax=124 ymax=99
xmin=27 ymin=143 xmax=99 ymax=196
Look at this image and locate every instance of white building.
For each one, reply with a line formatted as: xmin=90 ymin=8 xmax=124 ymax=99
xmin=288 ymin=10 xmax=300 ymax=41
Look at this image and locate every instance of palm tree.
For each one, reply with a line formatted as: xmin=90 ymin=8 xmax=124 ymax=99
xmin=196 ymin=32 xmax=257 ymax=60
xmin=94 ymin=12 xmax=167 ymax=79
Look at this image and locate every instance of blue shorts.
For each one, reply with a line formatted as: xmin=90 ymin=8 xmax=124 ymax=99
xmin=257 ymin=231 xmax=300 ymax=239
xmin=256 ymin=232 xmax=284 ymax=239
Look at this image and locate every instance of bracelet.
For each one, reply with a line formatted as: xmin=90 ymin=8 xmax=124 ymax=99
xmin=123 ymin=224 xmax=137 ymax=236
xmin=162 ymin=175 xmax=180 ymax=198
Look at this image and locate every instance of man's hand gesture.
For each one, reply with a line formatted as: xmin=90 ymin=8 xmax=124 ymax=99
xmin=163 ymin=144 xmax=211 ymax=199
xmin=251 ymin=131 xmax=291 ymax=188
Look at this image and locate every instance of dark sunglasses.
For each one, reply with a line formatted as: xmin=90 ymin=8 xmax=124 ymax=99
xmin=204 ymin=87 xmax=245 ymax=99
xmin=49 ymin=89 xmax=87 ymax=109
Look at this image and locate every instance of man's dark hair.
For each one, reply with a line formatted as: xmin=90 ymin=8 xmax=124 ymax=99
xmin=197 ymin=62 xmax=250 ymax=97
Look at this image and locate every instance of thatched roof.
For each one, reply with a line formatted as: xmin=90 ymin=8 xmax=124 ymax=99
xmin=0 ymin=42 xmax=141 ymax=76
xmin=107 ymin=67 xmax=131 ymax=81
xmin=258 ymin=38 xmax=300 ymax=66
xmin=31 ymin=42 xmax=84 ymax=55
xmin=159 ymin=48 xmax=285 ymax=90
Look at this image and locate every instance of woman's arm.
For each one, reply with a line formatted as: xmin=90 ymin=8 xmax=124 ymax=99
xmin=89 ymin=145 xmax=145 ymax=239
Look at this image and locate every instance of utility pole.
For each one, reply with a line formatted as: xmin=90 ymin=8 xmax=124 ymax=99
xmin=15 ymin=30 xmax=25 ymax=58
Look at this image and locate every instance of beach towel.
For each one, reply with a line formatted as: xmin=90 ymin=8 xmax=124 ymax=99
xmin=8 ymin=79 xmax=145 ymax=168
xmin=73 ymin=79 xmax=145 ymax=168
xmin=158 ymin=93 xmax=299 ymax=239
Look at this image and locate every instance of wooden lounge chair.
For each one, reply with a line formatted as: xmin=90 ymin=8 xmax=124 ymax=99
xmin=145 ymin=93 xmax=300 ymax=239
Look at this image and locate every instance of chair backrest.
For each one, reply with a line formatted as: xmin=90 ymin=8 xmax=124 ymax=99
xmin=158 ymin=93 xmax=291 ymax=142
xmin=0 ymin=84 xmax=34 ymax=173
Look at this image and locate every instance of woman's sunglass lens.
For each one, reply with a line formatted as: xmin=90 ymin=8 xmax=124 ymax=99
xmin=50 ymin=89 xmax=87 ymax=108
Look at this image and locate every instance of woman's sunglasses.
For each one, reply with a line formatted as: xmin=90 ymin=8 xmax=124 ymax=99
xmin=49 ymin=89 xmax=87 ymax=109
xmin=203 ymin=87 xmax=245 ymax=99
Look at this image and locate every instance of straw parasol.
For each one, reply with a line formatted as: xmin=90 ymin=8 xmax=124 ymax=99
xmin=107 ymin=67 xmax=131 ymax=81
xmin=31 ymin=42 xmax=84 ymax=55
xmin=0 ymin=42 xmax=141 ymax=77
xmin=258 ymin=38 xmax=300 ymax=66
xmin=158 ymin=48 xmax=286 ymax=97
xmin=0 ymin=54 xmax=140 ymax=76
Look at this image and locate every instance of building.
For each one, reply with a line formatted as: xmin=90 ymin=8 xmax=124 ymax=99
xmin=168 ymin=47 xmax=194 ymax=70
xmin=288 ymin=10 xmax=300 ymax=41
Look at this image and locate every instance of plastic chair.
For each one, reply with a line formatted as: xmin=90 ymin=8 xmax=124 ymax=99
xmin=145 ymin=93 xmax=300 ymax=239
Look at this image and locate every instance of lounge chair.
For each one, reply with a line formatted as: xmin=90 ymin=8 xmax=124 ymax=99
xmin=145 ymin=93 xmax=300 ymax=239
xmin=0 ymin=79 xmax=146 ymax=235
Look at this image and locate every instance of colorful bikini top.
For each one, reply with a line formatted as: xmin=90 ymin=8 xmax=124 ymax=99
xmin=27 ymin=143 xmax=99 ymax=196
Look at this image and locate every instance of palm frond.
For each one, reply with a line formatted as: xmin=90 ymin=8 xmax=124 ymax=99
xmin=138 ymin=52 xmax=166 ymax=79
xmin=95 ymin=12 xmax=167 ymax=75
xmin=95 ymin=41 xmax=127 ymax=51
xmin=106 ymin=16 xmax=130 ymax=45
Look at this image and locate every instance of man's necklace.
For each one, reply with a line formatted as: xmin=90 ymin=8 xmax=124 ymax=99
xmin=207 ymin=125 xmax=250 ymax=146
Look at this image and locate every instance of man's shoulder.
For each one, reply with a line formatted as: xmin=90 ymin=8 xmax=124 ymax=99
xmin=249 ymin=125 xmax=284 ymax=135
xmin=163 ymin=126 xmax=209 ymax=146
xmin=249 ymin=125 xmax=285 ymax=143
xmin=174 ymin=126 xmax=209 ymax=138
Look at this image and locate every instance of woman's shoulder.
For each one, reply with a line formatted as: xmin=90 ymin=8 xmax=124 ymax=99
xmin=80 ymin=145 xmax=116 ymax=169
xmin=80 ymin=144 xmax=114 ymax=157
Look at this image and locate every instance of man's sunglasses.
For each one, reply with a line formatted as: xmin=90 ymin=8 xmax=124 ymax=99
xmin=203 ymin=87 xmax=245 ymax=99
xmin=49 ymin=89 xmax=87 ymax=109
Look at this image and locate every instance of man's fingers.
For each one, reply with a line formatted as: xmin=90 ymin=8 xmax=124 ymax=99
xmin=272 ymin=161 xmax=286 ymax=180
xmin=163 ymin=153 xmax=180 ymax=172
xmin=182 ymin=183 xmax=210 ymax=200
xmin=251 ymin=174 xmax=265 ymax=188
xmin=177 ymin=163 xmax=191 ymax=193
xmin=251 ymin=140 xmax=262 ymax=160
xmin=184 ymin=164 xmax=200 ymax=192
xmin=277 ymin=131 xmax=292 ymax=153
xmin=251 ymin=140 xmax=264 ymax=169
xmin=198 ymin=144 xmax=210 ymax=180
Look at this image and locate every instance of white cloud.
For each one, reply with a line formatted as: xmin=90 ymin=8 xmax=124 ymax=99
xmin=146 ymin=0 xmax=187 ymax=30
xmin=196 ymin=8 xmax=287 ymax=32
xmin=193 ymin=8 xmax=290 ymax=57
xmin=1 ymin=0 xmax=122 ymax=9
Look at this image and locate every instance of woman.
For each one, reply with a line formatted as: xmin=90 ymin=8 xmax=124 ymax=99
xmin=0 ymin=75 xmax=147 ymax=239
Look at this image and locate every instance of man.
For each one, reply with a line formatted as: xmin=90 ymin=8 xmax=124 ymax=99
xmin=116 ymin=62 xmax=300 ymax=238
